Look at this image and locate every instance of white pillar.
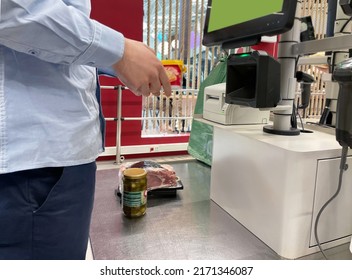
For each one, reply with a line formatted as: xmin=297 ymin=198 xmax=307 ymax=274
xmin=263 ymin=0 xmax=301 ymax=135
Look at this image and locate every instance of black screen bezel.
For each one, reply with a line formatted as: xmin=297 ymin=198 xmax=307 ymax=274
xmin=202 ymin=0 xmax=297 ymax=48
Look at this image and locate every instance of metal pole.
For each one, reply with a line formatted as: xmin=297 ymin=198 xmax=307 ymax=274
xmin=115 ymin=85 xmax=123 ymax=164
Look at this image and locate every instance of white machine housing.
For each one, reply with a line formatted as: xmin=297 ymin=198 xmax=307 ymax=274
xmin=207 ymin=123 xmax=352 ymax=259
xmin=203 ymin=83 xmax=270 ymax=125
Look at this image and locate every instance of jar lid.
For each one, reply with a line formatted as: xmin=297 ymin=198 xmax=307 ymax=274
xmin=123 ymin=168 xmax=147 ymax=179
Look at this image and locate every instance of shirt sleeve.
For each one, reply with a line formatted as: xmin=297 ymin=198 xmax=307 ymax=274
xmin=0 ymin=0 xmax=125 ymax=68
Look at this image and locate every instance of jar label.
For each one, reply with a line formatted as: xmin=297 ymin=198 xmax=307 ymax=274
xmin=123 ymin=191 xmax=147 ymax=207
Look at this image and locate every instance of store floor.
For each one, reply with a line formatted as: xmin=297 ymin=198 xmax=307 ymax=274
xmin=87 ymin=156 xmax=352 ymax=260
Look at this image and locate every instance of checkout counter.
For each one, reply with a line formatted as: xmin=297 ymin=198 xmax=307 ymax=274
xmin=199 ymin=115 xmax=352 ymax=259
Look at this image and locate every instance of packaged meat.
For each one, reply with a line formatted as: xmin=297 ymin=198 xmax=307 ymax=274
xmin=118 ymin=160 xmax=182 ymax=192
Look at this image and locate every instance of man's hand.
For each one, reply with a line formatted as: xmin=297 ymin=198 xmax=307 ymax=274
xmin=112 ymin=38 xmax=172 ymax=97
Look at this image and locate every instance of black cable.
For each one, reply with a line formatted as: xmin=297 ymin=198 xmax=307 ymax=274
xmin=292 ymin=101 xmax=306 ymax=131
xmin=297 ymin=107 xmax=305 ymax=131
xmin=291 ymin=92 xmax=306 ymax=131
xmin=340 ymin=17 xmax=352 ymax=33
xmin=294 ymin=55 xmax=301 ymax=75
xmin=291 ymin=103 xmax=298 ymax=129
xmin=314 ymin=145 xmax=349 ymax=260
xmin=291 ymin=56 xmax=301 ymax=130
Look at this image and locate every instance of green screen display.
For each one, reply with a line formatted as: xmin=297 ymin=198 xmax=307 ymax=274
xmin=208 ymin=0 xmax=285 ymax=32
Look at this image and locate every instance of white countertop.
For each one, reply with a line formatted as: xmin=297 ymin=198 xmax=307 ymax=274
xmin=195 ymin=116 xmax=344 ymax=153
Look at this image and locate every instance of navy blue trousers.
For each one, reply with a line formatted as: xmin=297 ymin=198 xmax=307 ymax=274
xmin=0 ymin=162 xmax=96 ymax=260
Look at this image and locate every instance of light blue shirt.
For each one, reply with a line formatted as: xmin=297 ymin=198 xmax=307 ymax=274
xmin=0 ymin=0 xmax=125 ymax=173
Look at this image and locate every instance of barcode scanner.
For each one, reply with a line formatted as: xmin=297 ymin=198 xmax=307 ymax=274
xmin=296 ymin=71 xmax=315 ymax=109
xmin=332 ymin=58 xmax=352 ymax=148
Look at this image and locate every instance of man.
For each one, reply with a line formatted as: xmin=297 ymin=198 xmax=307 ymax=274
xmin=0 ymin=0 xmax=171 ymax=259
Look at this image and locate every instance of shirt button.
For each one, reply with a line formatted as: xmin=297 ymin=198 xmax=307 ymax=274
xmin=28 ymin=49 xmax=39 ymax=56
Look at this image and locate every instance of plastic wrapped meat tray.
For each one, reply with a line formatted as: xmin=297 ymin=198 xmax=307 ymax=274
xmin=117 ymin=160 xmax=183 ymax=197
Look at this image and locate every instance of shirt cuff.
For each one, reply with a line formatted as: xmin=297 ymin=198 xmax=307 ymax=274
xmin=74 ymin=20 xmax=125 ymax=68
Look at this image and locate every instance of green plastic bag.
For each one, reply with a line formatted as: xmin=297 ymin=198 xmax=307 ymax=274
xmin=188 ymin=57 xmax=227 ymax=166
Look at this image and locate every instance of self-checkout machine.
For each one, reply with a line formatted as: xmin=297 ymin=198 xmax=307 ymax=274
xmin=201 ymin=0 xmax=352 ymax=259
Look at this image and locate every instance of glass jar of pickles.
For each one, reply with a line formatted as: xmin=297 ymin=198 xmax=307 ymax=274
xmin=122 ymin=168 xmax=147 ymax=218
